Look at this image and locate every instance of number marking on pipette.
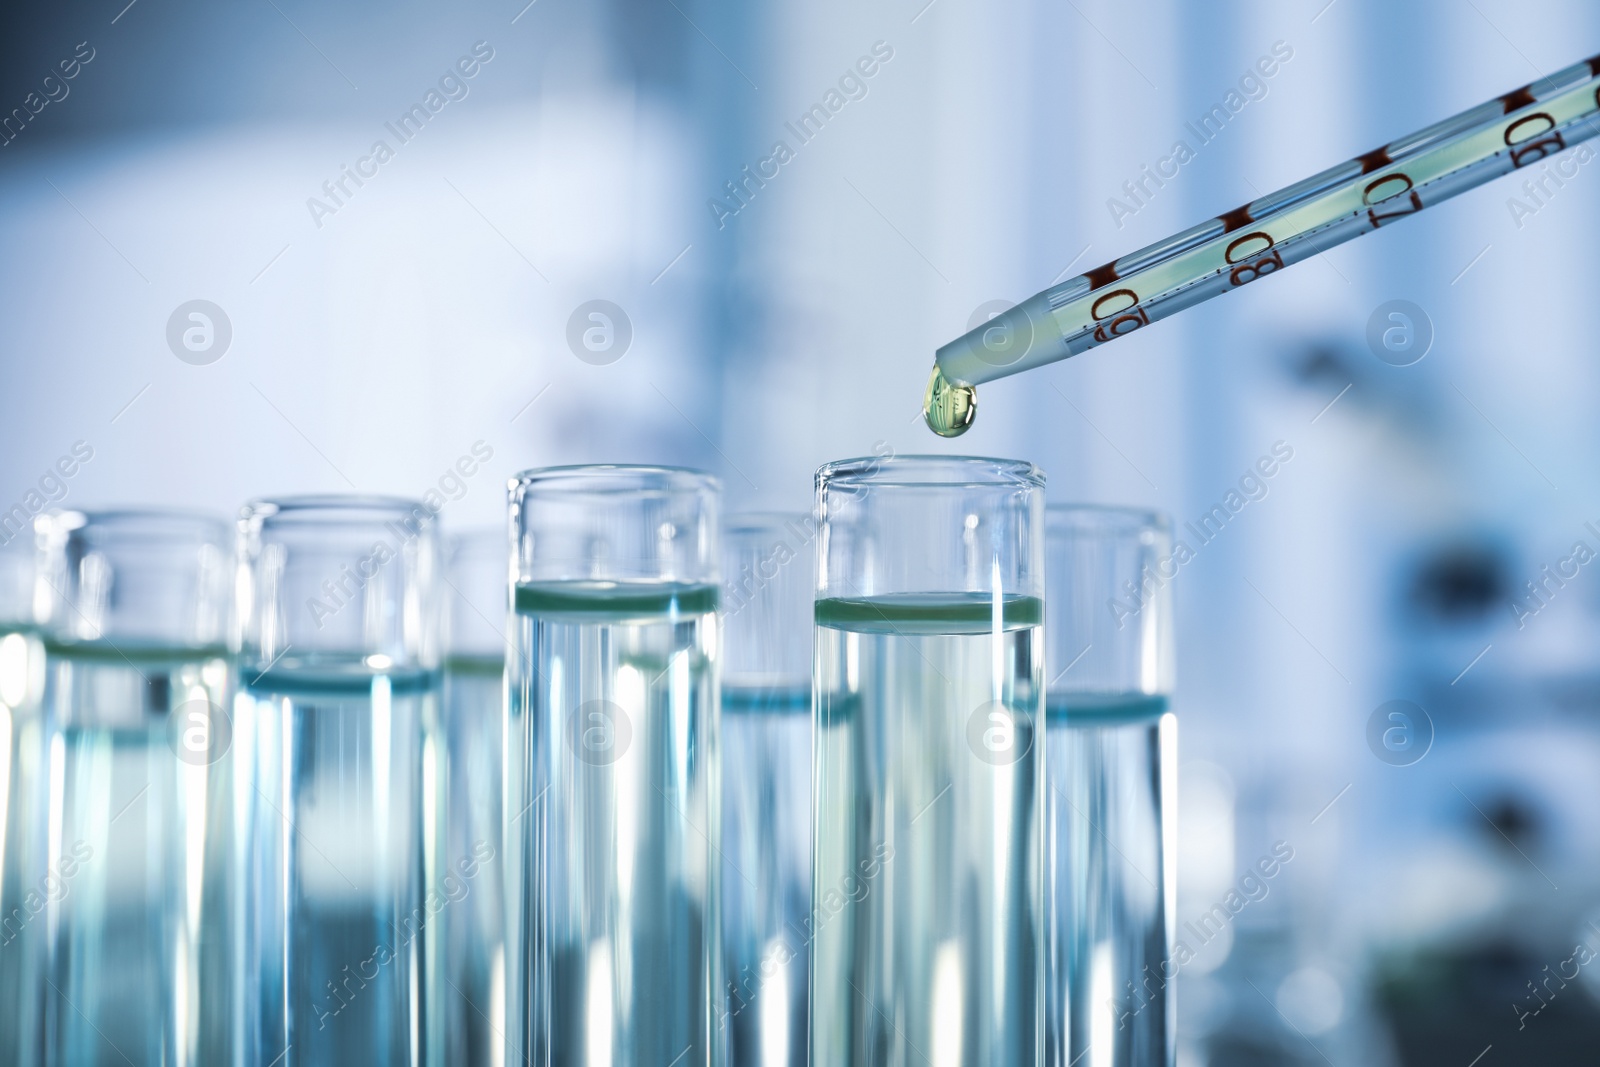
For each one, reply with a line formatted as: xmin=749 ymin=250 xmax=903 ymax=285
xmin=1224 ymin=232 xmax=1282 ymax=287
xmin=1512 ymin=114 xmax=1568 ymax=168
xmin=1363 ymin=173 xmax=1422 ymax=227
xmin=1090 ymin=288 xmax=1147 ymax=342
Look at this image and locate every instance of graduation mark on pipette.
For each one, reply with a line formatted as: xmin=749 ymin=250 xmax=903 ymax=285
xmin=923 ymin=51 xmax=1600 ymax=437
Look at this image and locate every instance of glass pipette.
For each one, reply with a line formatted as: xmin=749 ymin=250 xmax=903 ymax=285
xmin=924 ymin=51 xmax=1600 ymax=436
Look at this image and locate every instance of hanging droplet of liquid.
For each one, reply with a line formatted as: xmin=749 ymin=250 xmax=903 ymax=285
xmin=923 ymin=365 xmax=976 ymax=437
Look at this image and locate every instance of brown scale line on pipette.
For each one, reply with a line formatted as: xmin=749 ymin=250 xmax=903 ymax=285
xmin=1500 ymin=86 xmax=1538 ymax=113
xmin=1084 ymin=260 xmax=1120 ymax=288
xmin=1355 ymin=146 xmax=1393 ymax=174
xmin=1217 ymin=205 xmax=1255 ymax=233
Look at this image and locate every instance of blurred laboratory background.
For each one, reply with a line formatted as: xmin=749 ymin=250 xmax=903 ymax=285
xmin=2 ymin=0 xmax=1599 ymax=1062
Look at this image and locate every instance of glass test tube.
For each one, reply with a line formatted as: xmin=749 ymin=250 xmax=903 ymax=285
xmin=442 ymin=530 xmax=509 ymax=1067
xmin=0 ymin=526 xmax=46 ymax=1063
xmin=34 ymin=510 xmax=237 ymax=1066
xmin=812 ymin=455 xmax=1046 ymax=1065
xmin=1044 ymin=507 xmax=1177 ymax=1067
xmin=507 ymin=465 xmax=722 ymax=1067
xmin=719 ymin=513 xmax=813 ymax=1067
xmin=238 ymin=497 xmax=446 ymax=1067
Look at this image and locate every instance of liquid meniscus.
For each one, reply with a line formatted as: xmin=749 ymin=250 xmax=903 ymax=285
xmin=514 ymin=579 xmax=720 ymax=617
xmin=814 ymin=591 xmax=1042 ymax=633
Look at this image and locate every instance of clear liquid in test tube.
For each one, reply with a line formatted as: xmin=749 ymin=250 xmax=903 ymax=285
xmin=812 ymin=456 xmax=1045 ymax=1066
xmin=507 ymin=466 xmax=723 ymax=1067
xmin=720 ymin=513 xmax=814 ymax=1067
xmin=1044 ymin=507 xmax=1177 ymax=1067
xmin=238 ymin=497 xmax=447 ymax=1067
xmin=443 ymin=530 xmax=511 ymax=1067
xmin=34 ymin=510 xmax=238 ymax=1066
xmin=0 ymin=529 xmax=46 ymax=1065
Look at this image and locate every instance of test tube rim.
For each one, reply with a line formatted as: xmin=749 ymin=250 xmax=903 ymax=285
xmin=816 ymin=453 xmax=1044 ymax=490
xmin=509 ymin=462 xmax=722 ymax=497
xmin=238 ymin=493 xmax=435 ymax=529
xmin=37 ymin=507 xmax=232 ymax=546
xmin=1045 ymin=504 xmax=1172 ymax=537
xmin=35 ymin=508 xmax=234 ymax=649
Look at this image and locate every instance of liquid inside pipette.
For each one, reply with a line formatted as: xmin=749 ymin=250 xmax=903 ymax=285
xmin=923 ymin=51 xmax=1600 ymax=436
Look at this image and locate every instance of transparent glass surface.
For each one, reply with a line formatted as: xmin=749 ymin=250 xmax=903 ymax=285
xmin=1044 ymin=507 xmax=1177 ymax=1067
xmin=507 ymin=465 xmax=722 ymax=1067
xmin=442 ymin=529 xmax=509 ymax=1067
xmin=0 ymin=627 xmax=45 ymax=1066
xmin=0 ymin=530 xmax=46 ymax=1064
xmin=811 ymin=456 xmax=1045 ymax=1067
xmin=720 ymin=514 xmax=814 ymax=1067
xmin=237 ymin=496 xmax=446 ymax=1067
xmin=33 ymin=510 xmax=238 ymax=1067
